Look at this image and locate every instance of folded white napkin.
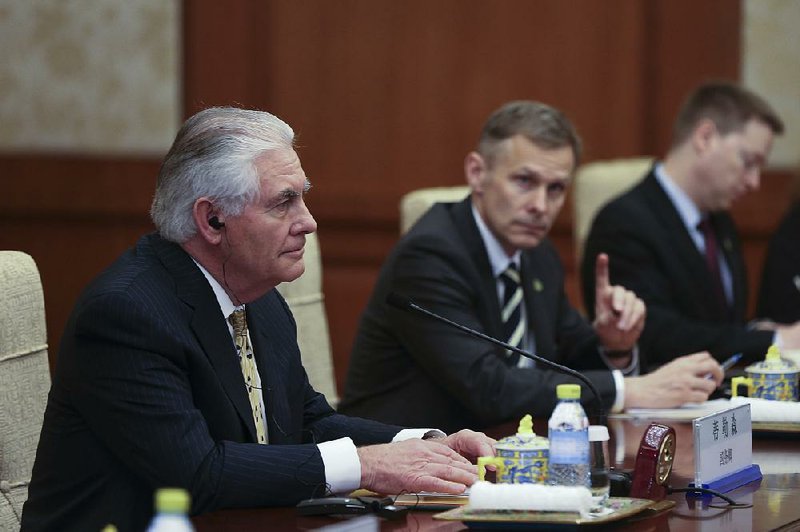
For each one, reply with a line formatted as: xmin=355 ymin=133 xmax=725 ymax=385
xmin=468 ymin=481 xmax=592 ymax=515
xmin=730 ymin=396 xmax=800 ymax=423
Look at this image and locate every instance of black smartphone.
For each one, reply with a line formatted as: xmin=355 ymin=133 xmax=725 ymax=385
xmin=296 ymin=497 xmax=368 ymax=517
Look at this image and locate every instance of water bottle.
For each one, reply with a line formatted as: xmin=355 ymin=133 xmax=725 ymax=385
xmin=147 ymin=487 xmax=195 ymax=532
xmin=547 ymin=384 xmax=590 ymax=487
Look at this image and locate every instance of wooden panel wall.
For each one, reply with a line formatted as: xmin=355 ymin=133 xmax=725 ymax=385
xmin=3 ymin=0 xmax=792 ymax=391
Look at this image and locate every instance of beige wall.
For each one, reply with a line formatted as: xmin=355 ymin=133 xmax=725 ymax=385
xmin=0 ymin=0 xmax=180 ymax=155
xmin=743 ymin=0 xmax=800 ymax=169
xmin=2 ymin=1 xmax=796 ymax=165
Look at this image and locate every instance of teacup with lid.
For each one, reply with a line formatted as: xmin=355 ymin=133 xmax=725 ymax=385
xmin=477 ymin=415 xmax=549 ymax=484
xmin=732 ymin=345 xmax=799 ymax=401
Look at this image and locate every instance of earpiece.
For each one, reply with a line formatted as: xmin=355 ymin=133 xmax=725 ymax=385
xmin=208 ymin=216 xmax=225 ymax=229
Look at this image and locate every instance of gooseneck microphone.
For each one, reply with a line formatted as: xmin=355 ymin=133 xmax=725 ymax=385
xmin=386 ymin=292 xmax=608 ymax=425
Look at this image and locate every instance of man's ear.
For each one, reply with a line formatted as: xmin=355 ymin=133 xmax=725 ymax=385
xmin=691 ymin=118 xmax=718 ymax=155
xmin=192 ymin=198 xmax=223 ymax=244
xmin=465 ymin=151 xmax=487 ymax=193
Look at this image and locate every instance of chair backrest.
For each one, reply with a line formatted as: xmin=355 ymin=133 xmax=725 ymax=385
xmin=400 ymin=186 xmax=470 ymax=234
xmin=0 ymin=251 xmax=50 ymax=531
xmin=572 ymin=157 xmax=653 ymax=263
xmin=276 ymin=232 xmax=338 ymax=406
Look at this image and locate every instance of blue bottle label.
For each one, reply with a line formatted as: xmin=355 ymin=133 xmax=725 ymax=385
xmin=549 ymin=430 xmax=589 ymax=464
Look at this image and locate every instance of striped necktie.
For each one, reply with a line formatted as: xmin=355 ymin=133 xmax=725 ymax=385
xmin=229 ymin=309 xmax=268 ymax=444
xmin=500 ymin=263 xmax=525 ymax=362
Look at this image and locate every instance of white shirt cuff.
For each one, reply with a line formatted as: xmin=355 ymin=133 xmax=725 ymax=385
xmin=610 ymin=369 xmax=625 ymax=414
xmin=321 ymin=430 xmax=445 ymax=494
xmin=318 ymin=437 xmax=360 ymax=494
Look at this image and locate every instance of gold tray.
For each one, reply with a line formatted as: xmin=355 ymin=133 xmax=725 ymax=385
xmin=393 ymin=492 xmax=469 ymax=510
xmin=752 ymin=421 xmax=800 ymax=434
xmin=433 ymin=497 xmax=675 ymax=528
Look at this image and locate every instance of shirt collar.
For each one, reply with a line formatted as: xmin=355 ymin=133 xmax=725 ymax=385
xmin=191 ymin=258 xmax=240 ymax=319
xmin=471 ymin=203 xmax=522 ymax=277
xmin=654 ymin=163 xmax=704 ymax=230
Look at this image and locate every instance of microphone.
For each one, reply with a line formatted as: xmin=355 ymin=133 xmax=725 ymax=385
xmin=386 ymin=292 xmax=608 ymax=425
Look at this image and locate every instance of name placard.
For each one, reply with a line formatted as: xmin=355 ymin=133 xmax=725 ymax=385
xmin=692 ymin=403 xmax=761 ymax=492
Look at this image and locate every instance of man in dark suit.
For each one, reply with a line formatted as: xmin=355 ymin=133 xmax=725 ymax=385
xmin=582 ymin=82 xmax=800 ymax=370
xmin=21 ymin=107 xmax=494 ymax=531
xmin=340 ymin=101 xmax=722 ymax=433
xmin=758 ymin=200 xmax=800 ymax=324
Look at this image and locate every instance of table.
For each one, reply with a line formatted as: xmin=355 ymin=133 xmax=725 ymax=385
xmin=193 ymin=417 xmax=800 ymax=531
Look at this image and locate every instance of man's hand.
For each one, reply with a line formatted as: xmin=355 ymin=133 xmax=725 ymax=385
xmin=624 ymin=351 xmax=723 ymax=409
xmin=593 ymin=253 xmax=646 ymax=352
xmin=750 ymin=319 xmax=800 ymax=349
xmin=438 ymin=429 xmax=496 ymax=463
xmin=357 ymin=438 xmax=480 ymax=495
xmin=750 ymin=319 xmax=778 ymax=331
xmin=775 ymin=321 xmax=800 ymax=349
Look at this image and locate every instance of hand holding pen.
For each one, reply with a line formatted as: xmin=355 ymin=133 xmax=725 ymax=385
xmin=720 ymin=352 xmax=743 ymax=373
xmin=706 ymin=352 xmax=742 ymax=382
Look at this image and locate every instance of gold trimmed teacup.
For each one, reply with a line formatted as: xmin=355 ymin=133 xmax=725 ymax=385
xmin=732 ymin=345 xmax=799 ymax=402
xmin=477 ymin=415 xmax=549 ymax=484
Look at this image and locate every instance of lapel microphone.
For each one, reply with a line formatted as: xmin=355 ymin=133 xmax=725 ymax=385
xmin=385 ymin=292 xmax=607 ymax=426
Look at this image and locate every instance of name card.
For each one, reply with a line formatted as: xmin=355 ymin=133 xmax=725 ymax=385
xmin=692 ymin=403 xmax=760 ymax=491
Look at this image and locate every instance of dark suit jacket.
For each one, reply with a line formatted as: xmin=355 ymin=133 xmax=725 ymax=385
xmin=339 ymin=198 xmax=616 ymax=433
xmin=581 ymin=168 xmax=772 ymax=369
xmin=757 ymin=200 xmax=800 ymax=323
xmin=21 ymin=234 xmax=400 ymax=532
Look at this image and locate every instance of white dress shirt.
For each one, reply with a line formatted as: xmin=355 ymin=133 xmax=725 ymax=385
xmin=654 ymin=164 xmax=780 ymax=347
xmin=471 ymin=205 xmax=630 ymax=413
xmin=654 ymin=164 xmax=733 ymax=303
xmin=193 ymin=259 xmax=438 ymax=494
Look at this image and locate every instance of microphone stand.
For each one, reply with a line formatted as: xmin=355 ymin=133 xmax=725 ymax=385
xmin=387 ymin=293 xmax=608 ymax=427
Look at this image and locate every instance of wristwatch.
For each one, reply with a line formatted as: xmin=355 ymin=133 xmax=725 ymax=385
xmin=422 ymin=429 xmax=446 ymax=440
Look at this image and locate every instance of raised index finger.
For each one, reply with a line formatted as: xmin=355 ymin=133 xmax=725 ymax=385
xmin=595 ymin=252 xmax=611 ymax=293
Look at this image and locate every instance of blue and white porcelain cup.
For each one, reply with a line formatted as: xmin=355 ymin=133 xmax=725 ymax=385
xmin=732 ymin=345 xmax=799 ymax=402
xmin=477 ymin=415 xmax=549 ymax=484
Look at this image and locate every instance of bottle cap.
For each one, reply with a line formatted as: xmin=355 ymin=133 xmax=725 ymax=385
xmin=154 ymin=487 xmax=190 ymax=513
xmin=588 ymin=425 xmax=609 ymax=441
xmin=556 ymin=383 xmax=581 ymax=399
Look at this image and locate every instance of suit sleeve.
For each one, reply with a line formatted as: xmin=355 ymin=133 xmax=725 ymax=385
xmin=384 ymin=234 xmax=616 ymax=424
xmin=582 ymin=204 xmax=772 ymax=368
xmin=66 ymin=291 xmax=397 ymax=513
xmin=757 ymin=201 xmax=800 ymax=323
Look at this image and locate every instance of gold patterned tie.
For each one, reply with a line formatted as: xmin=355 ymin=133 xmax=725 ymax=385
xmin=229 ymin=309 xmax=267 ymax=444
